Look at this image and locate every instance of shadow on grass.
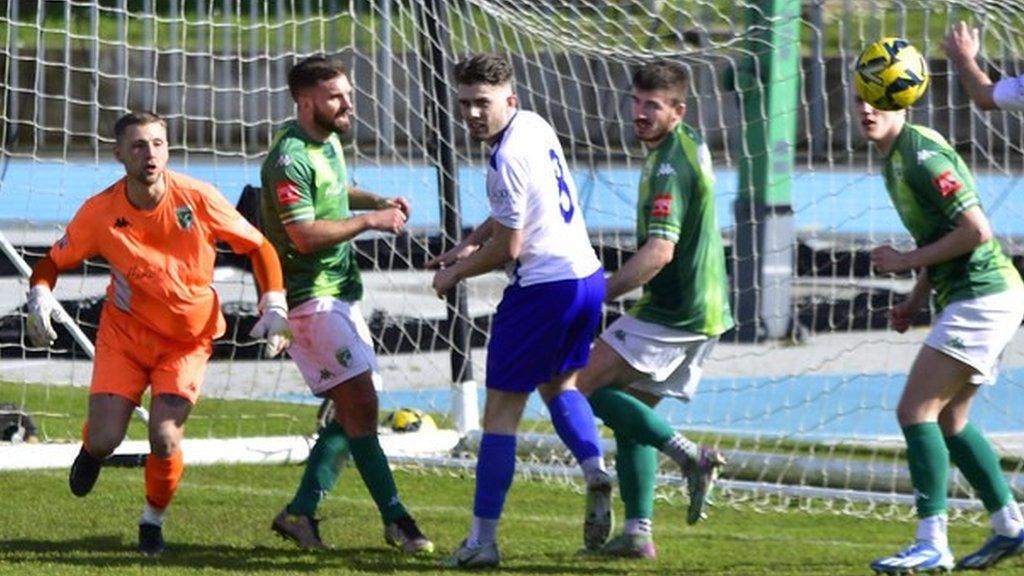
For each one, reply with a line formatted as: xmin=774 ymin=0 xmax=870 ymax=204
xmin=0 ymin=536 xmax=627 ymax=574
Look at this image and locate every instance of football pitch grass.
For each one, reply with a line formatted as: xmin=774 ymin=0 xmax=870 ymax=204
xmin=2 ymin=464 xmax=1020 ymax=576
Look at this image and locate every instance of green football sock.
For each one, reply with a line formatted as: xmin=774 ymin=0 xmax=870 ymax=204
xmin=589 ymin=387 xmax=674 ymax=448
xmin=349 ymin=434 xmax=408 ymax=523
xmin=615 ymin=432 xmax=657 ymax=521
xmin=903 ymin=422 xmax=949 ymax=519
xmin=287 ymin=420 xmax=349 ymax=517
xmin=946 ymin=423 xmax=1013 ymax=513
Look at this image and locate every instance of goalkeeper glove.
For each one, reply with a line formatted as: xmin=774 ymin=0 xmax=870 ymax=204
xmin=249 ymin=291 xmax=291 ymax=358
xmin=26 ymin=284 xmax=59 ymax=348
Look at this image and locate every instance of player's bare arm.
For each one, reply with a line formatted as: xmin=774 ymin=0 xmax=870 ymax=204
xmin=889 ymin=270 xmax=930 ymax=333
xmin=431 ymin=221 xmax=520 ymax=297
xmin=285 ymin=208 xmax=406 ymax=254
xmin=944 ymin=21 xmax=998 ymax=110
xmin=348 ymin=186 xmax=411 ymax=218
xmin=425 ymin=217 xmax=496 ymax=269
xmin=604 ymin=236 xmax=674 ymax=302
xmin=871 ymin=206 xmax=991 ymax=273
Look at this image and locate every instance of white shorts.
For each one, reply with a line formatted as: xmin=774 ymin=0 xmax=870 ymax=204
xmin=923 ymin=289 xmax=1024 ymax=385
xmin=287 ymin=298 xmax=381 ymax=396
xmin=599 ymin=314 xmax=718 ymax=401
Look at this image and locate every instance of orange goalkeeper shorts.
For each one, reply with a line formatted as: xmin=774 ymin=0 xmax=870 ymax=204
xmin=90 ymin=303 xmax=213 ymax=405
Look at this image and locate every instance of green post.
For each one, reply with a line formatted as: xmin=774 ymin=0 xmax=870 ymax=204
xmin=733 ymin=0 xmax=801 ymax=341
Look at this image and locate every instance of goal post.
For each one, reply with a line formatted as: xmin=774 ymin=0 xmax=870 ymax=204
xmin=2 ymin=0 xmax=1024 ymax=517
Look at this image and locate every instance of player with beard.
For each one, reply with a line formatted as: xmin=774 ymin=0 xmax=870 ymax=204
xmin=260 ymin=55 xmax=432 ymax=554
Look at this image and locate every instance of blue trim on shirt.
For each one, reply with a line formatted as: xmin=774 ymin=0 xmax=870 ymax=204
xmin=489 ymin=111 xmax=519 ymax=170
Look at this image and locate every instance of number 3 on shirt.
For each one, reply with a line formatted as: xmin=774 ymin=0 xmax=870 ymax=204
xmin=549 ymin=149 xmax=575 ymax=223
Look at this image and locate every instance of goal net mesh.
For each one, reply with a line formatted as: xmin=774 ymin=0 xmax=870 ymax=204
xmin=1 ymin=0 xmax=1023 ymax=518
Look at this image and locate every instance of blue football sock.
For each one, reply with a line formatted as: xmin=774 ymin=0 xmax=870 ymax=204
xmin=547 ymin=389 xmax=603 ymax=464
xmin=473 ymin=433 xmax=517 ymax=520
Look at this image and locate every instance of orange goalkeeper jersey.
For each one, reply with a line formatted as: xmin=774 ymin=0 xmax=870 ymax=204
xmin=48 ymin=170 xmax=265 ymax=342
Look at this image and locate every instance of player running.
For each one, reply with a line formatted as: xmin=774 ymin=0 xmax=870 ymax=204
xmin=26 ymin=111 xmax=291 ymax=556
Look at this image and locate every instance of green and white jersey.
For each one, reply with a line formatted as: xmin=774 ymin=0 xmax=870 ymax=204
xmin=630 ymin=121 xmax=734 ymax=336
xmin=883 ymin=123 xmax=1022 ymax=310
xmin=260 ymin=121 xmax=362 ymax=308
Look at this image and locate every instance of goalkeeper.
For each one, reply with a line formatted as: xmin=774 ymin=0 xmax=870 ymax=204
xmin=26 ymin=111 xmax=291 ymax=556
xmin=853 ymin=84 xmax=1024 ymax=572
xmin=260 ymin=55 xmax=432 ymax=555
xmin=575 ymin=60 xmax=731 ymax=558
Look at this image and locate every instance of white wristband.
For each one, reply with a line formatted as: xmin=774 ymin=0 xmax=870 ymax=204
xmin=259 ymin=290 xmax=288 ymax=313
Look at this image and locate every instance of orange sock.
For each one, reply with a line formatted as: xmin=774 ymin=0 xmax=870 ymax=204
xmin=144 ymin=451 xmax=184 ymax=510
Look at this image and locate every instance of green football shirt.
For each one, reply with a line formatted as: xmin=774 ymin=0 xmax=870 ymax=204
xmin=630 ymin=121 xmax=734 ymax=336
xmin=260 ymin=121 xmax=362 ymax=308
xmin=883 ymin=123 xmax=1022 ymax=310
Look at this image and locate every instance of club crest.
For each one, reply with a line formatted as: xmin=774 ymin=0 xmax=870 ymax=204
xmin=176 ymin=206 xmax=194 ymax=230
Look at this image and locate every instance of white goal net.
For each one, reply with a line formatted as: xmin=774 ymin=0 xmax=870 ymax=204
xmin=2 ymin=0 xmax=1024 ymax=517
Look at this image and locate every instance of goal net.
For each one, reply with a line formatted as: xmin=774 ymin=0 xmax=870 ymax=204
xmin=2 ymin=0 xmax=1023 ymax=517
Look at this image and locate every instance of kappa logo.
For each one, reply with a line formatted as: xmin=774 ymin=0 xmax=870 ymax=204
xmin=916 ymin=149 xmax=937 ymax=164
xmin=113 ymin=217 xmax=131 ymax=229
xmin=656 ymin=162 xmax=675 ymax=177
xmin=946 ymin=336 xmax=966 ymax=350
xmin=319 ymin=368 xmax=334 ymax=382
xmin=175 ymin=206 xmax=194 ymax=230
xmin=613 ymin=329 xmax=627 ymax=342
xmin=276 ymin=154 xmax=292 ymax=167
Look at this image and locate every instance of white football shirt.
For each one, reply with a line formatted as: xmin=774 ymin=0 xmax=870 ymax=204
xmin=485 ymin=110 xmax=601 ymax=286
xmin=993 ymin=74 xmax=1024 ymax=111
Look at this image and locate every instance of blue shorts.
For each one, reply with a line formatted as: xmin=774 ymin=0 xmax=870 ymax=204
xmin=486 ymin=269 xmax=605 ymax=393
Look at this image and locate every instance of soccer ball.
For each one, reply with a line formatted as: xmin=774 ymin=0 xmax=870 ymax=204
xmin=383 ymin=408 xmax=436 ymax=433
xmin=853 ymin=37 xmax=929 ymax=111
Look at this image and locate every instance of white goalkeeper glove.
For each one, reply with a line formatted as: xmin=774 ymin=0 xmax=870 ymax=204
xmin=249 ymin=291 xmax=291 ymax=358
xmin=26 ymin=284 xmax=60 ymax=348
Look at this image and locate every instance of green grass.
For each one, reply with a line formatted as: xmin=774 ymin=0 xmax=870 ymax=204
xmin=0 ymin=380 xmax=321 ymax=441
xmin=1 ymin=463 xmax=1013 ymax=576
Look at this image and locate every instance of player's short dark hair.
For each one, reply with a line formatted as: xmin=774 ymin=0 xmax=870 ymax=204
xmin=288 ymin=55 xmax=348 ymax=99
xmin=632 ymin=59 xmax=690 ymax=102
xmin=113 ymin=112 xmax=166 ymax=143
xmin=454 ymin=54 xmax=514 ymax=87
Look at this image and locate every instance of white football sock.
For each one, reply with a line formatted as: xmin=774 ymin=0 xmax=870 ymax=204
xmin=468 ymin=516 xmax=499 ymax=547
xmin=581 ymin=456 xmax=608 ymax=485
xmin=624 ymin=517 xmax=652 ymax=536
xmin=140 ymin=502 xmax=164 ymax=527
xmin=915 ymin=514 xmax=948 ymax=549
xmin=991 ymin=502 xmax=1024 ymax=537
